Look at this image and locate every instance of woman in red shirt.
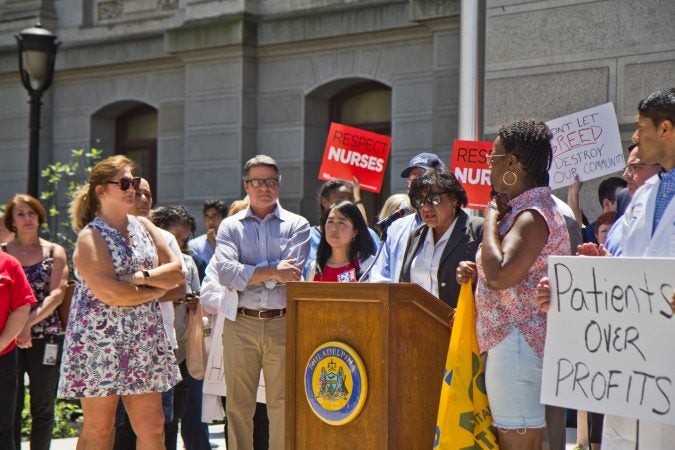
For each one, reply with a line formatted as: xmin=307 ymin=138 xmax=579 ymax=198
xmin=309 ymin=201 xmax=375 ymax=282
xmin=0 ymin=250 xmax=36 ymax=448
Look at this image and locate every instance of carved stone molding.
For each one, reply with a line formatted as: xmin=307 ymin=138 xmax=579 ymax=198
xmin=98 ymin=0 xmax=123 ymax=21
xmin=158 ymin=0 xmax=179 ymax=11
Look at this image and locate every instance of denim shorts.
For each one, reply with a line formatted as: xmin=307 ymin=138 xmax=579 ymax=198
xmin=485 ymin=329 xmax=545 ymax=429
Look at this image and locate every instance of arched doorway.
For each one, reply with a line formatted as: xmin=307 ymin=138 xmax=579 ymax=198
xmin=91 ymin=101 xmax=158 ymax=198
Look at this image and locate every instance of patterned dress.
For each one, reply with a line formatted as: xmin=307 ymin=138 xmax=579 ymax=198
xmin=58 ymin=215 xmax=180 ymax=398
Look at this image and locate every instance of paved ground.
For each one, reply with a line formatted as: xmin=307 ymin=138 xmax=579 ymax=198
xmin=25 ymin=426 xmax=582 ymax=449
xmin=22 ymin=424 xmax=226 ymax=450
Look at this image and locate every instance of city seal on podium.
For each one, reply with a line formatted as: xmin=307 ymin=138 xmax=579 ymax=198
xmin=304 ymin=341 xmax=368 ymax=426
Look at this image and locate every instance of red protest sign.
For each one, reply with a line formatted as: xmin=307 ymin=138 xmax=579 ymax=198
xmin=450 ymin=140 xmax=493 ymax=209
xmin=318 ymin=122 xmax=391 ymax=193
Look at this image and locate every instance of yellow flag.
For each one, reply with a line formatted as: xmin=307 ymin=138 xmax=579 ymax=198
xmin=433 ymin=283 xmax=499 ymax=449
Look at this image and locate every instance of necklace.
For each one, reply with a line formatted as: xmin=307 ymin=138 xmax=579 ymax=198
xmin=15 ymin=242 xmax=41 ymax=256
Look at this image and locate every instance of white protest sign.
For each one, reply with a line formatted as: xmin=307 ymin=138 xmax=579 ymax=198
xmin=203 ymin=311 xmax=266 ymax=403
xmin=546 ymin=103 xmax=625 ymax=189
xmin=541 ymin=256 xmax=675 ymax=425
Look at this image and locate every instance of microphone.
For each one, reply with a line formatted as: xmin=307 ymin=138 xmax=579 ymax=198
xmin=374 ymin=206 xmax=411 ymax=232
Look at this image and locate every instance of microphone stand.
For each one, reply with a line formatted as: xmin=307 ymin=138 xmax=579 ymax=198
xmin=357 ymin=226 xmax=389 ymax=282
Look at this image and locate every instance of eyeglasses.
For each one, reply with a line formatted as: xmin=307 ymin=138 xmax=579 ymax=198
xmin=486 ymin=153 xmax=507 ymax=164
xmin=244 ymin=178 xmax=279 ymax=188
xmin=412 ymin=191 xmax=453 ymax=209
xmin=623 ymin=164 xmax=658 ymax=176
xmin=107 ymin=177 xmax=142 ymax=191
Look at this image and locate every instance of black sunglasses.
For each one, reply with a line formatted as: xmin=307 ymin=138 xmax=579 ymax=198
xmin=107 ymin=177 xmax=142 ymax=191
xmin=412 ymin=190 xmax=453 ymax=209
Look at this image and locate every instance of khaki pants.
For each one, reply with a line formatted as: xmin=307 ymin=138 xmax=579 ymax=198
xmin=222 ymin=315 xmax=286 ymax=450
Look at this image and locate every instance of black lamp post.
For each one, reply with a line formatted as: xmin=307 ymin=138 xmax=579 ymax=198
xmin=16 ymin=23 xmax=59 ymax=197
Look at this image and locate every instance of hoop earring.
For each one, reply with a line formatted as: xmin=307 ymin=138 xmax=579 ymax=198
xmin=502 ymin=171 xmax=518 ymax=186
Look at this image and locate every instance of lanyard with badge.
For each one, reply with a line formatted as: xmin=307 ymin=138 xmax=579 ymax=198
xmin=43 ymin=334 xmax=59 ymax=366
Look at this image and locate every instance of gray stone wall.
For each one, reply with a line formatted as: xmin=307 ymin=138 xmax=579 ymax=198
xmin=0 ymin=0 xmax=671 ymax=233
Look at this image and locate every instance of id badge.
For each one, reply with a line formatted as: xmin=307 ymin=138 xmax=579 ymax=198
xmin=338 ymin=268 xmax=357 ymax=282
xmin=43 ymin=343 xmax=59 ymax=366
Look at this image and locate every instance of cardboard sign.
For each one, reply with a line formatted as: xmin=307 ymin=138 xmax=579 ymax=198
xmin=450 ymin=140 xmax=493 ymax=209
xmin=318 ymin=122 xmax=391 ymax=193
xmin=546 ymin=103 xmax=625 ymax=189
xmin=541 ymin=256 xmax=675 ymax=425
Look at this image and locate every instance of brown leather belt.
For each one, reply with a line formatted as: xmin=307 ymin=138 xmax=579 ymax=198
xmin=238 ymin=307 xmax=286 ymax=319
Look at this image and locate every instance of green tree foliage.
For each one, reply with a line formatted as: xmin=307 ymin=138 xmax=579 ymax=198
xmin=39 ymin=148 xmax=103 ymax=258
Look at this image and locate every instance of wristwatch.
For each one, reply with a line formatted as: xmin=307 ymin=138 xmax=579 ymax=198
xmin=142 ymin=270 xmax=150 ymax=283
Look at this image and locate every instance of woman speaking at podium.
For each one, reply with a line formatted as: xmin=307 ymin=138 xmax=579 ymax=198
xmin=398 ymin=168 xmax=482 ymax=308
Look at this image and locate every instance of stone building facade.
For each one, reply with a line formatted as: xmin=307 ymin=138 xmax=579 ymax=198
xmin=0 ymin=0 xmax=673 ymax=227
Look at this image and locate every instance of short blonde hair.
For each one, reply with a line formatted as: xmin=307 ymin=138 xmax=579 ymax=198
xmin=228 ymin=198 xmax=250 ymax=217
xmin=377 ymin=193 xmax=410 ymax=221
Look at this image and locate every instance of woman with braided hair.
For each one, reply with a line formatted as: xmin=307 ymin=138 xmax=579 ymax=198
xmin=456 ymin=119 xmax=570 ymax=450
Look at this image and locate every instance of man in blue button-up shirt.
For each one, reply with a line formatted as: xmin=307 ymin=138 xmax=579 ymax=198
xmin=209 ymin=155 xmax=310 ymax=450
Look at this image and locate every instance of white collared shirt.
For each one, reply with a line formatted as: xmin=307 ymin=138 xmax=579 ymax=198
xmin=409 ymin=218 xmax=457 ymax=298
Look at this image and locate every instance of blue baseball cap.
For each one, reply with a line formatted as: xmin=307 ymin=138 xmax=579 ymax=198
xmin=400 ymin=152 xmax=446 ymax=178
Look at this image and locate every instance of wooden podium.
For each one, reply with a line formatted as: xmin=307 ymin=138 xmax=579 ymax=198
xmin=285 ymin=282 xmax=454 ymax=449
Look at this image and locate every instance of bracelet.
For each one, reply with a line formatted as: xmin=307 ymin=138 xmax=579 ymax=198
xmin=142 ymin=270 xmax=150 ymax=284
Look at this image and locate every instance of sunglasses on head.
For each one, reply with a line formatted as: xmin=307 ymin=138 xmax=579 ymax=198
xmin=107 ymin=177 xmax=142 ymax=191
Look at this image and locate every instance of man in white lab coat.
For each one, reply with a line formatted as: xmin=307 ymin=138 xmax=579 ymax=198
xmin=602 ymin=88 xmax=675 ymax=449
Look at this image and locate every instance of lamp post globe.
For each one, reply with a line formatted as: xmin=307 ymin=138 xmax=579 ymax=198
xmin=16 ymin=23 xmax=59 ymax=197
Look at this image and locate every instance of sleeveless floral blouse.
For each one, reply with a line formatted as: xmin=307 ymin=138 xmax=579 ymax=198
xmin=58 ymin=215 xmax=180 ymax=398
xmin=475 ymin=187 xmax=570 ymax=357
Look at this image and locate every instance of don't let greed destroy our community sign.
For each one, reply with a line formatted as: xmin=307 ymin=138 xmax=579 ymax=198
xmin=541 ymin=256 xmax=675 ymax=425
xmin=546 ymin=102 xmax=625 ymax=189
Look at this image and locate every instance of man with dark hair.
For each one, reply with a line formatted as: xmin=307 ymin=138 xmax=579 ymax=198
xmin=188 ymin=199 xmax=228 ymax=264
xmin=207 ymin=155 xmax=310 ymax=450
xmin=601 ymin=88 xmax=675 ymax=448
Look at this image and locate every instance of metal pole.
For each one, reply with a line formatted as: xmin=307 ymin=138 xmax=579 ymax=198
xmin=28 ymin=91 xmax=42 ymax=197
xmin=458 ymin=0 xmax=485 ymax=141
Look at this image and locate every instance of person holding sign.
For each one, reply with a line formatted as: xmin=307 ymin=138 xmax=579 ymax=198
xmin=306 ymin=201 xmax=376 ymax=282
xmin=398 ymin=168 xmax=482 ymax=308
xmin=456 ymin=120 xmax=570 ymax=450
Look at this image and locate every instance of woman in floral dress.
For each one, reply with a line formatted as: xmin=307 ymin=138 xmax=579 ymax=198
xmin=58 ymin=155 xmax=183 ymax=450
